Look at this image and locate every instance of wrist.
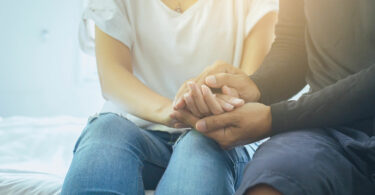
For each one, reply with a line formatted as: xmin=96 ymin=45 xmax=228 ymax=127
xmin=150 ymin=99 xmax=173 ymax=126
xmin=245 ymin=78 xmax=262 ymax=102
xmin=264 ymin=105 xmax=272 ymax=134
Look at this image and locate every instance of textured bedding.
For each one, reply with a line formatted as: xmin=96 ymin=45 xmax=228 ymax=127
xmin=0 ymin=116 xmax=155 ymax=195
xmin=0 ymin=116 xmax=85 ymax=194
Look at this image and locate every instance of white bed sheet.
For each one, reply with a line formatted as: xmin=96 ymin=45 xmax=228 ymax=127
xmin=0 ymin=116 xmax=155 ymax=195
xmin=0 ymin=116 xmax=85 ymax=194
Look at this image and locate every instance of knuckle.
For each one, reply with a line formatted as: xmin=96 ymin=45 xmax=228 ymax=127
xmin=191 ymin=91 xmax=199 ymax=99
xmin=212 ymin=108 xmax=223 ymax=115
xmin=202 ymin=111 xmax=211 ymax=117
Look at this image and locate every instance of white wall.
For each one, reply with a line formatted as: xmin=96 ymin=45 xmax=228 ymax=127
xmin=0 ymin=0 xmax=104 ymax=117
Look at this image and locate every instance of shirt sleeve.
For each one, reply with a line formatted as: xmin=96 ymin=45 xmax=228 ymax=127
xmin=271 ymin=64 xmax=375 ymax=134
xmin=245 ymin=0 xmax=279 ymax=36
xmin=79 ymin=0 xmax=133 ymax=54
xmin=250 ymin=0 xmax=308 ymax=105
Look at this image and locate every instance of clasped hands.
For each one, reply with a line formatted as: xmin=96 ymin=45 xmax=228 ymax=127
xmin=170 ymin=61 xmax=272 ymax=150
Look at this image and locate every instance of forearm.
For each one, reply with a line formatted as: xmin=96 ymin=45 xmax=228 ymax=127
xmin=251 ymin=0 xmax=308 ymax=105
xmin=95 ymin=26 xmax=171 ymax=125
xmin=240 ymin=12 xmax=277 ymax=75
xmin=99 ymin=63 xmax=172 ymax=125
xmin=271 ymin=64 xmax=375 ymax=134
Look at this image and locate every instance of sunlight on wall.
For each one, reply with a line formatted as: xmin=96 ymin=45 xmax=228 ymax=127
xmin=0 ymin=0 xmax=104 ymax=117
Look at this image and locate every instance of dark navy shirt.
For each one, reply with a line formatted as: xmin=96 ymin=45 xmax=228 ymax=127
xmin=251 ymin=0 xmax=375 ymax=136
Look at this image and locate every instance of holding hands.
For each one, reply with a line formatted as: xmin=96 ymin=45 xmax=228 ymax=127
xmin=171 ymin=61 xmax=272 ymax=149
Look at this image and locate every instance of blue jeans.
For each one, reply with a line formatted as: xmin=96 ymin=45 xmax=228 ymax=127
xmin=62 ymin=113 xmax=259 ymax=195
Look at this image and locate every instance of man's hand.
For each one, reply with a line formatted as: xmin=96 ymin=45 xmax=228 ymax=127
xmin=205 ymin=73 xmax=261 ymax=103
xmin=194 ymin=103 xmax=272 ymax=150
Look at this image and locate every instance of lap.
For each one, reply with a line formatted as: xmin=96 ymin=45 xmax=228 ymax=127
xmin=236 ymin=128 xmax=375 ymax=195
xmin=156 ymin=130 xmax=255 ymax=194
xmin=63 ymin=113 xmax=180 ymax=193
xmin=74 ymin=113 xmax=174 ymax=166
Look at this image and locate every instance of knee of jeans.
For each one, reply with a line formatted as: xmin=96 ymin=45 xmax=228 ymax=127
xmin=173 ymin=130 xmax=231 ymax=161
xmin=74 ymin=113 xmax=144 ymax=153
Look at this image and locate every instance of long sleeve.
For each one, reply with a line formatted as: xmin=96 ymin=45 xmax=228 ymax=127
xmin=271 ymin=64 xmax=375 ymax=134
xmin=250 ymin=0 xmax=308 ymax=105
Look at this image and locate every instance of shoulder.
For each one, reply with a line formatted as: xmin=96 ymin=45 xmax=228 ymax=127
xmin=85 ymin=0 xmax=130 ymax=12
xmin=234 ymin=0 xmax=279 ymax=11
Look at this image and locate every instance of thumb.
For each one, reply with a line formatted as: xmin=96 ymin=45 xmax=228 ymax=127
xmin=195 ymin=112 xmax=234 ymax=133
xmin=222 ymin=85 xmax=239 ymax=98
xmin=205 ymin=73 xmax=242 ymax=89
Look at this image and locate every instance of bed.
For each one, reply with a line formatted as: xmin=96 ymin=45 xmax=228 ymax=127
xmin=0 ymin=116 xmax=157 ymax=194
xmin=0 ymin=116 xmax=84 ymax=194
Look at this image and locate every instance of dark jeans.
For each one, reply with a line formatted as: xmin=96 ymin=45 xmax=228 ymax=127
xmin=235 ymin=127 xmax=375 ymax=195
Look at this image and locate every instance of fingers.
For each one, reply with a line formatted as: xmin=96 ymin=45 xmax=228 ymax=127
xmin=195 ymin=112 xmax=235 ymax=133
xmin=174 ymin=122 xmax=190 ymax=128
xmin=222 ymin=85 xmax=239 ymax=98
xmin=184 ymin=92 xmax=202 ymax=118
xmin=188 ymin=82 xmax=210 ymax=116
xmin=171 ymin=110 xmax=199 ymax=128
xmin=173 ymin=97 xmax=185 ymax=110
xmin=217 ymin=98 xmax=234 ymax=112
xmin=201 ymin=85 xmax=224 ymax=115
xmin=204 ymin=127 xmax=236 ymax=150
xmin=205 ymin=73 xmax=242 ymax=89
xmin=216 ymin=94 xmax=244 ymax=108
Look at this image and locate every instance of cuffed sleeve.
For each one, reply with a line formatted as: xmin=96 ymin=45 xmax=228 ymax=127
xmin=79 ymin=0 xmax=133 ymax=54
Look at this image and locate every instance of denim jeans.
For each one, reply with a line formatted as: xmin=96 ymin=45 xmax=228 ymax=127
xmin=61 ymin=113 xmax=259 ymax=195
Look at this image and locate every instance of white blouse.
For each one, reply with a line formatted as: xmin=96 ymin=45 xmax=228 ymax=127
xmin=80 ymin=0 xmax=278 ymax=132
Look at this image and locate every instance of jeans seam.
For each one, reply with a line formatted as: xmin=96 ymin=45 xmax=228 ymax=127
xmin=234 ymin=162 xmax=247 ymax=190
xmin=172 ymin=130 xmax=191 ymax=149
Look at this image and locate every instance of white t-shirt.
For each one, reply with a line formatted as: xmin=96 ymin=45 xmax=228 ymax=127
xmin=80 ymin=0 xmax=278 ymax=132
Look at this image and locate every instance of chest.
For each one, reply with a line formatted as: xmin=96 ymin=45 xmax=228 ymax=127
xmin=131 ymin=0 xmax=239 ymax=59
xmin=161 ymin=0 xmax=198 ymax=13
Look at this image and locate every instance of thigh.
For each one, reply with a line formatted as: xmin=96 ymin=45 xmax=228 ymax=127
xmin=74 ymin=114 xmax=172 ymax=165
xmin=156 ymin=130 xmax=252 ymax=195
xmin=62 ymin=113 xmax=172 ymax=194
xmin=236 ymin=128 xmax=375 ymax=195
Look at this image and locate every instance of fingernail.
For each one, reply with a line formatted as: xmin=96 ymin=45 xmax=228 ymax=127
xmin=187 ymin=81 xmax=195 ymax=89
xmin=196 ymin=120 xmax=207 ymax=131
xmin=201 ymin=85 xmax=209 ymax=94
xmin=222 ymin=85 xmax=229 ymax=93
xmin=206 ymin=76 xmax=216 ymax=85
xmin=224 ymin=103 xmax=234 ymax=110
xmin=231 ymin=98 xmax=244 ymax=105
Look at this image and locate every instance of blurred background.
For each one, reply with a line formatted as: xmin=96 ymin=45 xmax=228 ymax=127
xmin=0 ymin=0 xmax=104 ymax=118
xmin=0 ymin=1 xmax=107 ymax=194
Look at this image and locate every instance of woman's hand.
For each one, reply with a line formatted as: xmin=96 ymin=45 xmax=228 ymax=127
xmin=182 ymin=81 xmax=244 ymax=118
xmin=158 ymin=101 xmax=182 ymax=128
xmin=173 ymin=61 xmax=244 ymax=110
xmin=171 ymin=84 xmax=245 ymax=128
